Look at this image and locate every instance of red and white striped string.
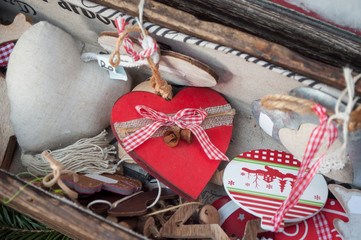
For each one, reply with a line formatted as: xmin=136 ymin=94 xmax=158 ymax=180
xmin=121 ymin=105 xmax=229 ymax=161
xmin=113 ymin=15 xmax=159 ymax=67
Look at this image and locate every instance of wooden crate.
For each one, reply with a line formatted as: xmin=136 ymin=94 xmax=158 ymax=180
xmin=1 ymin=0 xmax=360 ymax=239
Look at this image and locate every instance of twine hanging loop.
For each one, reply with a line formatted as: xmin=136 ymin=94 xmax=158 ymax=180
xmin=109 ymin=16 xmax=173 ymax=100
xmin=42 ymin=151 xmax=79 ymax=200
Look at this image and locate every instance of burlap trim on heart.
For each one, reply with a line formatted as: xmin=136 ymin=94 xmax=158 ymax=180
xmin=114 ymin=104 xmax=234 ymax=139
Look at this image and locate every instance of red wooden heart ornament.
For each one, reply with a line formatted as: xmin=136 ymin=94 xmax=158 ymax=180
xmin=111 ymin=87 xmax=233 ymax=201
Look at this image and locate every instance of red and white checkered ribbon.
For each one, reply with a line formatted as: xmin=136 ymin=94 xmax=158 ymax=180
xmin=115 ymin=17 xmax=158 ymax=63
xmin=271 ymin=104 xmax=338 ymax=232
xmin=313 ymin=212 xmax=332 ymax=240
xmin=0 ymin=42 xmax=15 ymax=67
xmin=122 ymin=105 xmax=229 ymax=161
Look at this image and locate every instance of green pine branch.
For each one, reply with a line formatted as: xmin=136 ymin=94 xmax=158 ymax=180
xmin=0 ymin=204 xmax=72 ymax=240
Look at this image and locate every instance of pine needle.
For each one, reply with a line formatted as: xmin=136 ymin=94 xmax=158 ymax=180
xmin=0 ymin=204 xmax=72 ymax=240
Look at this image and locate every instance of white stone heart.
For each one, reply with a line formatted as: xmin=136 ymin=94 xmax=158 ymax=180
xmin=6 ymin=21 xmax=131 ymax=152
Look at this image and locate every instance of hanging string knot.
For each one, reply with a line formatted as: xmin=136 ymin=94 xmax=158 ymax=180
xmin=314 ymin=104 xmax=328 ymax=124
xmin=114 ymin=16 xmax=159 ymax=64
xmin=109 ymin=0 xmax=172 ymax=100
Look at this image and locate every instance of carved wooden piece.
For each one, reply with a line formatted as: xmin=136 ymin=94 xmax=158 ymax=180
xmin=242 ymin=219 xmax=266 ymax=240
xmin=0 ymin=13 xmax=32 ymax=45
xmin=160 ymin=204 xmax=229 ymax=239
xmin=93 ymin=0 xmax=361 ymax=94
xmin=210 ymin=169 xmax=224 ymax=186
xmin=0 ymin=170 xmax=145 ymax=240
xmin=108 ymin=188 xmax=177 ymax=217
xmin=132 ymin=80 xmax=157 ymax=94
xmin=137 ymin=217 xmax=159 ymax=238
xmin=155 ymin=50 xmax=218 ymax=87
xmin=119 ymin=217 xmax=138 ymax=230
xmin=198 ymin=204 xmax=220 ymax=224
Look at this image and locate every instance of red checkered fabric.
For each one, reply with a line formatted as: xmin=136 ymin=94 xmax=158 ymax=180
xmin=271 ymin=104 xmax=338 ymax=231
xmin=313 ymin=212 xmax=332 ymax=240
xmin=122 ymin=105 xmax=229 ymax=161
xmin=115 ymin=17 xmax=157 ymax=62
xmin=0 ymin=42 xmax=15 ymax=67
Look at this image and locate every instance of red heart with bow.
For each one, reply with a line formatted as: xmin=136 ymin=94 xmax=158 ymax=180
xmin=111 ymin=87 xmax=233 ymax=200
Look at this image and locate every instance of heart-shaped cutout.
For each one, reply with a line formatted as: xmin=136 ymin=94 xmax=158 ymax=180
xmin=279 ymin=123 xmax=345 ymax=174
xmin=61 ymin=174 xmax=142 ymax=195
xmin=111 ymin=87 xmax=233 ymax=201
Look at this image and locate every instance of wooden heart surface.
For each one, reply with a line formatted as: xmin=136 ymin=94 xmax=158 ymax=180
xmin=223 ymin=149 xmax=328 ymax=231
xmin=111 ymin=87 xmax=233 ymax=201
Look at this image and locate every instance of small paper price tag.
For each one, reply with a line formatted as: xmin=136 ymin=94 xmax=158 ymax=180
xmin=97 ymin=54 xmax=128 ymax=81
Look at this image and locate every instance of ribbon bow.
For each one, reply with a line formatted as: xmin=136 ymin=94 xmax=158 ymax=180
xmin=122 ymin=105 xmax=229 ymax=161
xmin=271 ymin=104 xmax=338 ymax=232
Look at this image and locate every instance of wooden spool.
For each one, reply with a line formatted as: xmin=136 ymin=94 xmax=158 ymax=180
xmin=198 ymin=205 xmax=220 ymax=225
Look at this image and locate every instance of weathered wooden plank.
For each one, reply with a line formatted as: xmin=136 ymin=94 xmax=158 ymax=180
xmin=154 ymin=0 xmax=361 ymax=71
xmin=92 ymin=0 xmax=361 ymax=94
xmin=1 ymin=136 xmax=17 ymax=171
xmin=0 ymin=170 xmax=145 ymax=240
